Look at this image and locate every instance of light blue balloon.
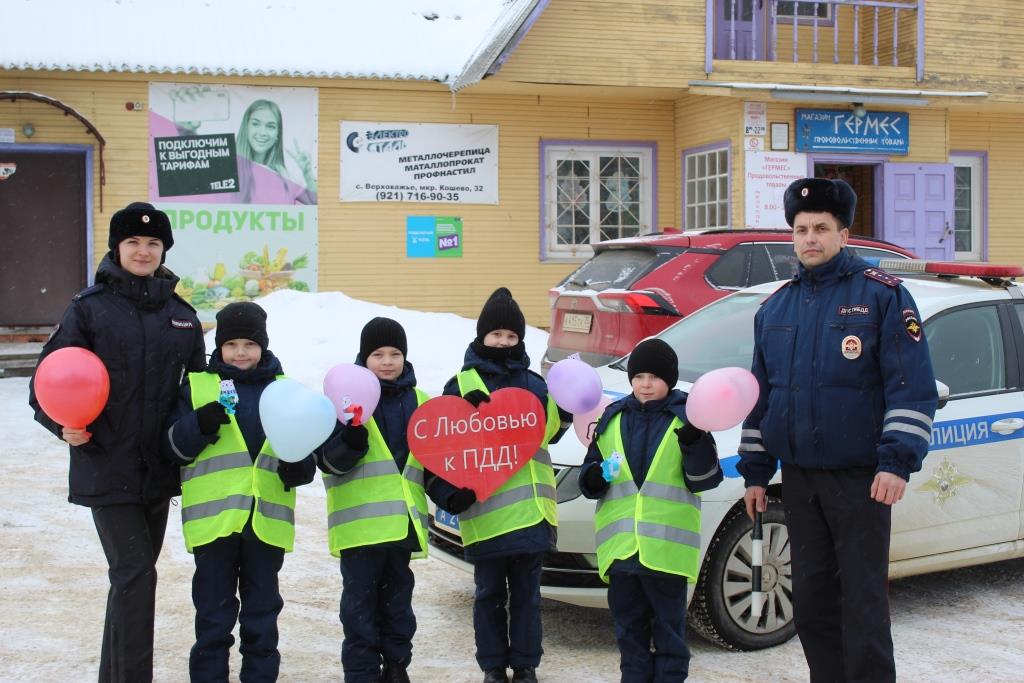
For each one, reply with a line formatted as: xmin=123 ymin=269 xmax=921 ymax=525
xmin=259 ymin=378 xmax=337 ymax=463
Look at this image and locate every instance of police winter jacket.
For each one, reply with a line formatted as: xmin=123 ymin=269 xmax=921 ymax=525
xmin=737 ymin=249 xmax=938 ymax=487
xmin=29 ymin=254 xmax=206 ymax=506
xmin=315 ymin=360 xmax=423 ymax=552
xmin=430 ymin=341 xmax=563 ymax=560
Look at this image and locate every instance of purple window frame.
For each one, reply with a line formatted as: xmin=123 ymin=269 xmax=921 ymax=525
xmin=1 ymin=142 xmax=96 ymax=284
xmin=681 ymin=140 xmax=732 ymax=230
xmin=538 ymin=139 xmax=658 ymax=261
xmin=950 ymin=150 xmax=989 ymax=261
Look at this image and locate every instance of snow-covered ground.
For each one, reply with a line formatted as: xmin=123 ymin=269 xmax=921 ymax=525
xmin=2 ymin=290 xmax=1023 ymax=682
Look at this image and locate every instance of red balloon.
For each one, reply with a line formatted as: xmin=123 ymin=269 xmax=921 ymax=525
xmin=34 ymin=347 xmax=110 ymax=429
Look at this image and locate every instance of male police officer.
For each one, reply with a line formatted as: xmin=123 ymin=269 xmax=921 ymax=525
xmin=737 ymin=178 xmax=937 ymax=683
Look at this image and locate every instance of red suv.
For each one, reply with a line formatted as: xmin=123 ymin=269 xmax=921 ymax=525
xmin=544 ymin=230 xmax=915 ymax=369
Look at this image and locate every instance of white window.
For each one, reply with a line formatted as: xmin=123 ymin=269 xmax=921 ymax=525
xmin=951 ymin=154 xmax=984 ymax=261
xmin=684 ymin=146 xmax=730 ymax=230
xmin=775 ymin=1 xmax=832 ymax=22
xmin=543 ymin=143 xmax=654 ymax=259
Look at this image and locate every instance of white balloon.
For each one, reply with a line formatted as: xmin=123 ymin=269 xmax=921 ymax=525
xmin=259 ymin=378 xmax=337 ymax=463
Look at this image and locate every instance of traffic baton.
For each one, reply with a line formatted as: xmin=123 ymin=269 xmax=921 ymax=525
xmin=750 ymin=509 xmax=764 ymax=618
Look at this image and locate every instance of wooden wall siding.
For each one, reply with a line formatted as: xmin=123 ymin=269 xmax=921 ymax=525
xmin=493 ymin=0 xmax=708 ymax=88
xmin=0 ymin=73 xmax=678 ymax=326
xmin=923 ymin=4 xmax=1024 ymax=98
xmin=950 ymin=111 xmax=1024 ymax=265
xmin=494 ymin=1 xmax=1022 ymax=102
xmin=674 ymin=94 xmax=741 ymax=227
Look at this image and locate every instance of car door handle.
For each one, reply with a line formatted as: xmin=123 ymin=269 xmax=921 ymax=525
xmin=991 ymin=418 xmax=1024 ymax=435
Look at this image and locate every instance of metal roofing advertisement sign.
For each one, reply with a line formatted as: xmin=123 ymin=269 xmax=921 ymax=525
xmin=341 ymin=122 xmax=498 ymax=204
xmin=795 ymin=108 xmax=909 ymax=154
xmin=148 ymin=82 xmax=319 ymax=322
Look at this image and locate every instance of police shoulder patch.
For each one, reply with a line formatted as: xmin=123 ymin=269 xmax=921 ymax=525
xmin=72 ymin=284 xmax=104 ymax=301
xmin=902 ymin=308 xmax=922 ymax=342
xmin=863 ymin=268 xmax=902 ymax=288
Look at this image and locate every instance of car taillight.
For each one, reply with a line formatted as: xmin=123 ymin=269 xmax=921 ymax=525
xmin=548 ymin=288 xmax=560 ymax=309
xmin=597 ymin=291 xmax=679 ymax=316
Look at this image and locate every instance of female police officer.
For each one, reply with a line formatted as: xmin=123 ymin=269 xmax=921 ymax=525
xmin=29 ymin=202 xmax=206 ymax=682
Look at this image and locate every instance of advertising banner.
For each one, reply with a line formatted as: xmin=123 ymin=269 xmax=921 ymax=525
xmin=744 ymin=152 xmax=807 ymax=228
xmin=148 ymin=83 xmax=319 ymax=321
xmin=795 ymin=108 xmax=909 ymax=154
xmin=406 ymin=216 xmax=463 ymax=258
xmin=341 ymin=121 xmax=498 ymax=204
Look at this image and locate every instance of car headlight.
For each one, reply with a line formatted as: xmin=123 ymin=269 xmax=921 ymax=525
xmin=555 ymin=465 xmax=582 ymax=503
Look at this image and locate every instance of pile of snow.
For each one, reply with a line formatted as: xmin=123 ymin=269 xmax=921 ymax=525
xmin=229 ymin=289 xmax=549 ymax=393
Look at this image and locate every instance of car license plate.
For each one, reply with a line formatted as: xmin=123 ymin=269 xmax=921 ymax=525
xmin=561 ymin=312 xmax=593 ymax=334
xmin=434 ymin=508 xmax=461 ymax=536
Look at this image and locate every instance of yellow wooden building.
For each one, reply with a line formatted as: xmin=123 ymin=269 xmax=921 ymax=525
xmin=2 ymin=0 xmax=1021 ymax=331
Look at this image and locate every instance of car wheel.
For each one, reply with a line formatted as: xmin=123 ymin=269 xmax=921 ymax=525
xmin=688 ymin=498 xmax=795 ymax=650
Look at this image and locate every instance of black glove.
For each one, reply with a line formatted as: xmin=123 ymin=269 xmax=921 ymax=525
xmin=445 ymin=487 xmax=478 ymax=514
xmin=675 ymin=422 xmax=705 ymax=446
xmin=463 ymin=390 xmax=491 ymax=409
xmin=277 ymin=459 xmax=308 ymax=492
xmin=196 ymin=401 xmax=230 ymax=435
xmin=340 ymin=424 xmax=369 ymax=452
xmin=581 ymin=465 xmax=609 ymax=493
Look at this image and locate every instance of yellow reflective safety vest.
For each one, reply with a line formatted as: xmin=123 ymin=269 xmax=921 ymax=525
xmin=323 ymin=388 xmax=431 ymax=559
xmin=454 ymin=369 xmax=560 ymax=546
xmin=593 ymin=413 xmax=702 ymax=582
xmin=180 ymin=372 xmax=296 ymax=553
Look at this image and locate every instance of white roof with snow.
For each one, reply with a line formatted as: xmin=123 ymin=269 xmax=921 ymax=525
xmin=2 ymin=0 xmax=541 ymax=89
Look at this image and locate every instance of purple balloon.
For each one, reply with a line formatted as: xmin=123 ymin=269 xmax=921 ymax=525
xmin=322 ymin=363 xmax=381 ymax=425
xmin=685 ymin=367 xmax=759 ymax=432
xmin=547 ymin=357 xmax=603 ymax=414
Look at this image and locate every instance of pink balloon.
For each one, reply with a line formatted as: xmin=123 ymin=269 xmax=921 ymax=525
xmin=685 ymin=367 xmax=760 ymax=432
xmin=322 ymin=363 xmax=381 ymax=426
xmin=573 ymin=396 xmax=613 ymax=447
xmin=547 ymin=357 xmax=603 ymax=414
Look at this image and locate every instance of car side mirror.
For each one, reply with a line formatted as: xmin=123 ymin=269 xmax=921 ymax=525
xmin=935 ymin=379 xmax=950 ymax=410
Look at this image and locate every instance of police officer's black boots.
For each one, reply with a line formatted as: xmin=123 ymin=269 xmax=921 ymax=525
xmin=512 ymin=667 xmax=537 ymax=683
xmin=483 ymin=668 xmax=509 ymax=683
xmin=381 ymin=660 xmax=411 ymax=683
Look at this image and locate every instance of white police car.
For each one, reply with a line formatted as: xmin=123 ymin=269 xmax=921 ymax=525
xmin=427 ymin=259 xmax=1024 ymax=650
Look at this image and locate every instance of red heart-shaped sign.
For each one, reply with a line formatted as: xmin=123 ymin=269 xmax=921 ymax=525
xmin=407 ymin=388 xmax=547 ymax=501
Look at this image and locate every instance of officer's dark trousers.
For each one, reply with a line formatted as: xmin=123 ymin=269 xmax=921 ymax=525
xmin=473 ymin=552 xmax=544 ymax=671
xmin=782 ymin=464 xmax=895 ymax=683
xmin=189 ymin=522 xmax=285 ymax=683
xmin=339 ymin=547 xmax=416 ymax=683
xmin=607 ymin=572 xmax=690 ymax=683
xmin=91 ymin=498 xmax=169 ymax=683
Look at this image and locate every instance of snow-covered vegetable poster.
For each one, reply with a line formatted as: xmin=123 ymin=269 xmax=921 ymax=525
xmin=148 ymin=82 xmax=319 ymax=322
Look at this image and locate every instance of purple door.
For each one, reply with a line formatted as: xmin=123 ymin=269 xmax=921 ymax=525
xmin=714 ymin=0 xmax=767 ymax=60
xmin=882 ymin=163 xmax=954 ymax=260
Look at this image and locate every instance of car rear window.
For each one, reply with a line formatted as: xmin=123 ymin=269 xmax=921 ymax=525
xmin=558 ymin=247 xmax=680 ymax=292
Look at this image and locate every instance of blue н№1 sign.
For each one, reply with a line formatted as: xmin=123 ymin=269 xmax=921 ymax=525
xmin=406 ymin=216 xmax=463 ymax=258
xmin=795 ymin=109 xmax=909 ymax=155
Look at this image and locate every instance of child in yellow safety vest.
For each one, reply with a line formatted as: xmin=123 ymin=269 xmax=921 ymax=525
xmin=426 ymin=288 xmax=570 ymax=683
xmin=314 ymin=317 xmax=433 ymax=683
xmin=164 ymin=302 xmax=316 ymax=682
xmin=577 ymin=338 xmax=722 ymax=683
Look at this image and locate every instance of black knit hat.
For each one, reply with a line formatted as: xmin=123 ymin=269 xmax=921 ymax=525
xmin=108 ymin=202 xmax=174 ymax=253
xmin=215 ymin=302 xmax=269 ymax=350
xmin=476 ymin=287 xmax=526 ymax=342
xmin=360 ymin=317 xmax=407 ymax=359
xmin=627 ymin=338 xmax=679 ymax=388
xmin=784 ymin=178 xmax=857 ymax=229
